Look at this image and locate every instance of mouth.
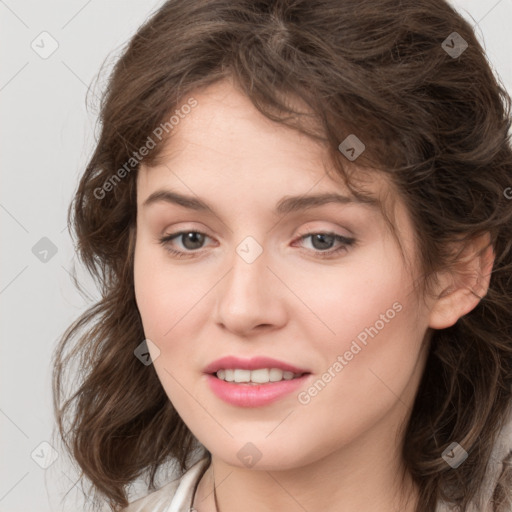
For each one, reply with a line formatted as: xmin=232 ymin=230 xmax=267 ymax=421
xmin=203 ymin=356 xmax=312 ymax=407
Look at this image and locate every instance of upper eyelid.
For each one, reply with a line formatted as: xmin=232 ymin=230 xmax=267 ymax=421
xmin=160 ymin=219 xmax=354 ymax=238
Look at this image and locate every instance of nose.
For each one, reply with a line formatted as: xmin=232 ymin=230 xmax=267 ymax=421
xmin=213 ymin=242 xmax=288 ymax=336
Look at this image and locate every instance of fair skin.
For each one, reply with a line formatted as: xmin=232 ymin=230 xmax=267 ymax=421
xmin=133 ymin=78 xmax=494 ymax=512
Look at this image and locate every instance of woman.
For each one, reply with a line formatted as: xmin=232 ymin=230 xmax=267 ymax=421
xmin=53 ymin=0 xmax=512 ymax=511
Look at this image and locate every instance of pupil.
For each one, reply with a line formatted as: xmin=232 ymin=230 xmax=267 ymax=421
xmin=312 ymin=233 xmax=334 ymax=250
xmin=183 ymin=232 xmax=204 ymax=250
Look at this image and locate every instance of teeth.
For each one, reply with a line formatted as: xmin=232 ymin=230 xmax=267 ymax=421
xmin=234 ymin=369 xmax=251 ymax=382
xmin=215 ymin=368 xmax=302 ymax=384
xmin=247 ymin=368 xmax=268 ymax=383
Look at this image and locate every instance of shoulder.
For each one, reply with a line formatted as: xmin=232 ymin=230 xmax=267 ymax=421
xmin=123 ymin=457 xmax=210 ymax=512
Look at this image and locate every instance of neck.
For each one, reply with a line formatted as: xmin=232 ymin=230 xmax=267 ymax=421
xmin=194 ymin=413 xmax=419 ymax=512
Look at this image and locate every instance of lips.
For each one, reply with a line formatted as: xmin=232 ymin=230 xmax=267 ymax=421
xmin=203 ymin=356 xmax=310 ymax=375
xmin=205 ymin=373 xmax=311 ymax=407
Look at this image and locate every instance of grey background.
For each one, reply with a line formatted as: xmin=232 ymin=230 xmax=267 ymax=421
xmin=1 ymin=1 xmax=511 ymax=511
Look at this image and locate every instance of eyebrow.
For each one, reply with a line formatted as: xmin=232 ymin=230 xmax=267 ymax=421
xmin=142 ymin=189 xmax=380 ymax=215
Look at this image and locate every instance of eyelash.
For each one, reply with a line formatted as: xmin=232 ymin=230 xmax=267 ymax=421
xmin=158 ymin=230 xmax=356 ymax=260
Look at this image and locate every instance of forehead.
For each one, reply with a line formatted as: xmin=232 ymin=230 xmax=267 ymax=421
xmin=138 ymin=79 xmax=393 ymax=209
xmin=151 ymin=80 xmax=329 ymax=176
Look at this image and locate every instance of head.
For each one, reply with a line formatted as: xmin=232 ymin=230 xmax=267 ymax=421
xmin=53 ymin=1 xmax=512 ymax=511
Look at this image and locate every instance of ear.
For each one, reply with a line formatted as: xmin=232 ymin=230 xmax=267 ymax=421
xmin=428 ymin=232 xmax=495 ymax=330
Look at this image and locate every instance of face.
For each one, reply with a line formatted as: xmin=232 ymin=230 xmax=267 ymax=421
xmin=133 ymin=79 xmax=433 ymax=471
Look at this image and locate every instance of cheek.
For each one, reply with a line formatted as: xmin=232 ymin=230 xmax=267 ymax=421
xmin=288 ymin=239 xmax=414 ymax=348
xmin=288 ymin=305 xmax=425 ymax=462
xmin=300 ymin=294 xmax=424 ymax=437
xmin=133 ymin=249 xmax=204 ymax=406
xmin=291 ymin=243 xmax=425 ymax=411
xmin=133 ymin=243 xmax=167 ymax=337
xmin=133 ymin=238 xmax=208 ymax=340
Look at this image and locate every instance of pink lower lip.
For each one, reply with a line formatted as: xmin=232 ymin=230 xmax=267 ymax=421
xmin=205 ymin=374 xmax=310 ymax=407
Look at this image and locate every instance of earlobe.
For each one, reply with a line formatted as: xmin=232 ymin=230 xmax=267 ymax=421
xmin=428 ymin=233 xmax=495 ymax=330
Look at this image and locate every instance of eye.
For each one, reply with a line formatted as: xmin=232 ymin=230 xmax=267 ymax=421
xmin=158 ymin=230 xmax=356 ymax=260
xmin=294 ymin=232 xmax=356 ymax=259
xmin=159 ymin=231 xmax=212 ymax=258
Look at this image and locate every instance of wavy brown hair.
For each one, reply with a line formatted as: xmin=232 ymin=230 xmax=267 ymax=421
xmin=53 ymin=0 xmax=512 ymax=510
